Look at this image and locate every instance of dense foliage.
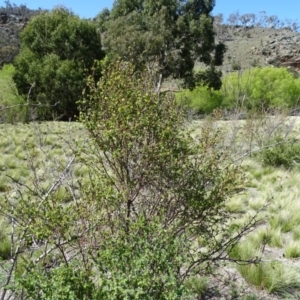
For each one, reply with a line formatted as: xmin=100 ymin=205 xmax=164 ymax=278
xmin=178 ymin=67 xmax=300 ymax=113
xmin=96 ymin=0 xmax=225 ymax=88
xmin=12 ymin=8 xmax=105 ymax=120
xmin=177 ymin=84 xmax=222 ymax=114
xmin=0 ymin=60 xmax=257 ymax=298
xmin=0 ymin=64 xmax=27 ymax=123
xmin=222 ymin=67 xmax=300 ymax=110
xmin=259 ymin=137 xmax=300 ymax=169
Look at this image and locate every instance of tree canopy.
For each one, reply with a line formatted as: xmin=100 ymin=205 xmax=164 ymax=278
xmin=97 ymin=0 xmax=225 ymax=88
xmin=13 ymin=7 xmax=105 ymax=120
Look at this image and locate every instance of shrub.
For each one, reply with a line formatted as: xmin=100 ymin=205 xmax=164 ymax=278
xmin=222 ymin=67 xmax=300 ymax=110
xmin=259 ymin=137 xmax=300 ymax=169
xmin=17 ymin=222 xmax=188 ymax=299
xmin=94 ymin=220 xmax=188 ymax=299
xmin=17 ymin=263 xmax=96 ymax=300
xmin=13 ymin=7 xmax=105 ymax=120
xmin=177 ymin=85 xmax=223 ymax=114
xmin=2 ymin=60 xmax=258 ymax=298
xmin=0 ymin=64 xmax=27 ymax=123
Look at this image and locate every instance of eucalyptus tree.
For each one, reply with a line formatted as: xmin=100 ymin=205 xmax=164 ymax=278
xmin=97 ymin=0 xmax=225 ymax=88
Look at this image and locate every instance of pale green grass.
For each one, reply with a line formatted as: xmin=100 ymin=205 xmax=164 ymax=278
xmin=184 ymin=276 xmax=208 ymax=298
xmin=0 ymin=122 xmax=87 ymax=195
xmin=230 ymin=239 xmax=300 ymax=295
xmin=292 ymin=226 xmax=300 ymax=241
xmin=284 ymin=241 xmax=300 ymax=258
xmin=226 ymin=194 xmax=248 ymax=213
xmin=0 ymin=117 xmax=299 ymax=296
xmin=189 ymin=116 xmax=300 ymax=295
xmin=268 ymin=228 xmax=283 ymax=248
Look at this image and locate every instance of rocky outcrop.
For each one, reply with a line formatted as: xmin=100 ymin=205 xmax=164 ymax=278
xmin=0 ymin=6 xmax=38 ymax=67
xmin=0 ymin=12 xmax=8 ymax=24
xmin=262 ymin=32 xmax=300 ymax=72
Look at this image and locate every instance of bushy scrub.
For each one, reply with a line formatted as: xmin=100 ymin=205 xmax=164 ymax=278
xmin=13 ymin=8 xmax=105 ymax=120
xmin=259 ymin=137 xmax=300 ymax=169
xmin=18 ymin=224 xmax=188 ymax=300
xmin=177 ymin=85 xmax=222 ymax=114
xmin=94 ymin=221 xmax=188 ymax=299
xmin=178 ymin=67 xmax=300 ymax=114
xmin=16 ymin=263 xmax=96 ymax=300
xmin=222 ymin=67 xmax=300 ymax=110
xmin=3 ymin=60 xmax=255 ymax=298
xmin=0 ymin=64 xmax=27 ymax=123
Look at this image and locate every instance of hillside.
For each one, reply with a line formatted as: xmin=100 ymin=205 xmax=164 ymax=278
xmin=215 ymin=25 xmax=300 ymax=74
xmin=1 ymin=3 xmax=300 ymax=75
xmin=0 ymin=2 xmax=42 ymax=67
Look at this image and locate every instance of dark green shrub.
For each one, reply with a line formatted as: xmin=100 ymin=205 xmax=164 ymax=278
xmin=0 ymin=225 xmax=11 ymax=260
xmin=13 ymin=7 xmax=105 ymax=120
xmin=98 ymin=0 xmax=225 ymax=87
xmin=192 ymin=67 xmax=223 ymax=90
xmin=259 ymin=137 xmax=300 ymax=169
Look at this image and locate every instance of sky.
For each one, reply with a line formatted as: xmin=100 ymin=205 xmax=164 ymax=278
xmin=4 ymin=0 xmax=300 ymax=22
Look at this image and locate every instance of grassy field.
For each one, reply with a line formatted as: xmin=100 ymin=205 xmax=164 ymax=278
xmin=0 ymin=121 xmax=87 ymax=192
xmin=190 ymin=115 xmax=300 ymax=298
xmin=0 ymin=116 xmax=300 ymax=298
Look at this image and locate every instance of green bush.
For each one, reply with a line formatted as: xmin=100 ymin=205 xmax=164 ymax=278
xmin=177 ymin=85 xmax=222 ymax=114
xmin=259 ymin=137 xmax=300 ymax=169
xmin=13 ymin=8 xmax=105 ymax=120
xmin=95 ymin=220 xmax=188 ymax=299
xmin=4 ymin=60 xmax=254 ymax=298
xmin=17 ymin=263 xmax=95 ymax=300
xmin=17 ymin=222 xmax=188 ymax=299
xmin=0 ymin=64 xmax=27 ymax=123
xmin=222 ymin=67 xmax=300 ymax=110
xmin=178 ymin=67 xmax=300 ymax=114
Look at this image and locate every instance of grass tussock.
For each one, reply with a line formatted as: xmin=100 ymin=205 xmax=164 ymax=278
xmin=230 ymin=239 xmax=300 ymax=295
xmin=239 ymin=262 xmax=300 ymax=295
xmin=284 ymin=241 xmax=300 ymax=258
xmin=184 ymin=276 xmax=208 ymax=298
xmin=0 ymin=222 xmax=11 ymax=260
